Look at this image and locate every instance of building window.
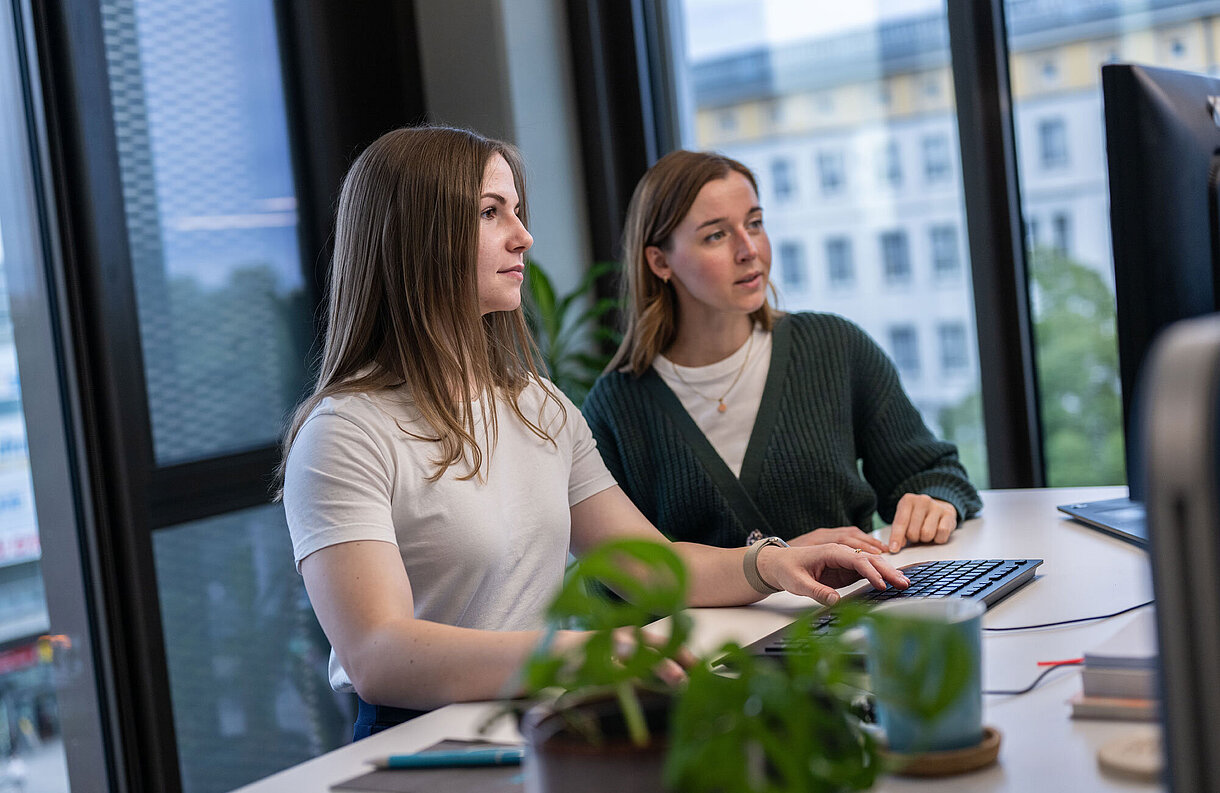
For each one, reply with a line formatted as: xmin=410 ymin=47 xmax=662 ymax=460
xmin=938 ymin=322 xmax=969 ymax=373
xmin=771 ymin=158 xmax=795 ymax=203
xmin=880 ymin=230 xmax=911 ymax=286
xmin=880 ymin=140 xmax=902 ymax=188
xmin=1039 ymin=117 xmax=1068 ymax=169
xmin=768 ymin=101 xmax=784 ymax=125
xmin=1041 ymin=57 xmax=1059 ymax=85
xmin=816 ymin=149 xmax=845 ymax=195
xmin=930 ymin=224 xmax=959 ymax=279
xmin=922 ymin=73 xmax=940 ymax=98
xmin=888 ymin=325 xmax=921 ymax=377
xmin=825 ymin=236 xmax=854 ymax=290
xmin=922 ymin=134 xmax=950 ymax=183
xmin=1052 ymin=212 xmax=1072 ymax=255
xmin=778 ymin=240 xmax=806 ymax=290
xmin=1025 ymin=216 xmax=1041 ymax=251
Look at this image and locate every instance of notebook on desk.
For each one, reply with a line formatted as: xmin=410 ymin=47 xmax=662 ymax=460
xmin=746 ymin=557 xmax=1043 ymax=655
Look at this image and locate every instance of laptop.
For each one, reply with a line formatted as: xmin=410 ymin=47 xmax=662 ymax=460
xmin=1057 ymin=494 xmax=1148 ymax=547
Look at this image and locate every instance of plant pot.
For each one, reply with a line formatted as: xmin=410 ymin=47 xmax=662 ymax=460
xmin=521 ymin=690 xmax=671 ymax=793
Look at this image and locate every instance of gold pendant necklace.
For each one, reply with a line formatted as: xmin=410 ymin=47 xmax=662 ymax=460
xmin=671 ymin=331 xmax=755 ymax=414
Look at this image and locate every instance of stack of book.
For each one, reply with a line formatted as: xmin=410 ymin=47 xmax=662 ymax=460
xmin=1069 ymin=609 xmax=1159 ymax=721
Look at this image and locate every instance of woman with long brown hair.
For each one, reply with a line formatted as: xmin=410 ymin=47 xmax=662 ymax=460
xmin=280 ymin=127 xmax=909 ymax=739
xmin=584 ymin=150 xmax=981 ymax=554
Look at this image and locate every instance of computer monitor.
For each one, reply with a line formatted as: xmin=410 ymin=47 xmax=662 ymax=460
xmin=1058 ymin=64 xmax=1220 ymax=542
xmin=1103 ymin=62 xmax=1220 ymax=500
xmin=1141 ymin=314 xmax=1220 ymax=793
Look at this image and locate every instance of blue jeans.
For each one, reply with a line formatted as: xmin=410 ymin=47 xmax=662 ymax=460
xmin=353 ymin=695 xmax=428 ymax=741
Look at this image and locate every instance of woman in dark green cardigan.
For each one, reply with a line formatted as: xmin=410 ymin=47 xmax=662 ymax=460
xmin=583 ymin=150 xmax=981 ymax=554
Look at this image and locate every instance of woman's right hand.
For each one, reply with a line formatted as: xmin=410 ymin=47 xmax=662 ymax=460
xmin=553 ymin=626 xmax=696 ymax=686
xmin=755 ymin=543 xmax=909 ymax=605
xmin=788 ymin=526 xmax=888 ymax=554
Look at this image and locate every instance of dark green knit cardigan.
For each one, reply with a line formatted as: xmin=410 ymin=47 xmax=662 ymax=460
xmin=583 ymin=312 xmax=982 ymax=547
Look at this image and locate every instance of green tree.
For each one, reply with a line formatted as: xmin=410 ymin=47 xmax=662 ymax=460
xmin=937 ymin=389 xmax=989 ymax=489
xmin=1028 ymin=246 xmax=1124 ymax=485
xmin=937 ymin=248 xmax=1124 ymax=487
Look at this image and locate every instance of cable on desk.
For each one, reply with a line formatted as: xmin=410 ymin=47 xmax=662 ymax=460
xmin=983 ymin=660 xmax=1082 ymax=696
xmin=983 ymin=599 xmax=1153 ymax=632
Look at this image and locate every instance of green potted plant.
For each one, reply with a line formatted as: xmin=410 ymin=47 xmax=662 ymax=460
xmin=522 ymin=259 xmax=620 ymax=405
xmin=512 ymin=539 xmax=889 ymax=793
xmin=516 ymin=539 xmax=690 ymax=792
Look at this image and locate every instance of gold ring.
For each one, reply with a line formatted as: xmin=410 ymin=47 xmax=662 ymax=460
xmin=854 ymin=547 xmax=864 ymax=554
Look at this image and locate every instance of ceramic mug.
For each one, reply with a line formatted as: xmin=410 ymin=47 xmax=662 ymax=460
xmin=865 ymin=598 xmax=985 ymax=753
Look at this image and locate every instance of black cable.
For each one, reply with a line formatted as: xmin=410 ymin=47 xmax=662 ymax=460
xmin=983 ymin=660 xmax=1082 ymax=696
xmin=983 ymin=599 xmax=1153 ymax=632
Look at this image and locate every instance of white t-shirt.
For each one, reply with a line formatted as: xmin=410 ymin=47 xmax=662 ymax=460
xmin=283 ymin=378 xmax=617 ymax=692
xmin=653 ymin=324 xmax=772 ymax=476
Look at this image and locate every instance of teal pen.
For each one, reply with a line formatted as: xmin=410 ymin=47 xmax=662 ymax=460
xmin=369 ymin=746 xmax=526 ymax=769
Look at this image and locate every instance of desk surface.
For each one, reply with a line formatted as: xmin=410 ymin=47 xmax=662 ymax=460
xmin=235 ymin=486 xmax=1163 ymax=793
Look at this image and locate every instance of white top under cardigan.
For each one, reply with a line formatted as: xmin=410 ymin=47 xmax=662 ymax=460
xmin=652 ymin=324 xmax=772 ymax=477
xmin=283 ymin=379 xmax=617 ymax=693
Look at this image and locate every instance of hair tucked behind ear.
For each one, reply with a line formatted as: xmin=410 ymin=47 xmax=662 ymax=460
xmin=276 ymin=125 xmax=561 ymax=492
xmin=607 ymin=149 xmax=776 ymax=376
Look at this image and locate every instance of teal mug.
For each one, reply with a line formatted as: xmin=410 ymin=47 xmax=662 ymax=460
xmin=865 ymin=598 xmax=985 ymax=753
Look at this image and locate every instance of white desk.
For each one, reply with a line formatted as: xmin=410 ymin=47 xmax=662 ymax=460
xmin=235 ymin=486 xmax=1163 ymax=793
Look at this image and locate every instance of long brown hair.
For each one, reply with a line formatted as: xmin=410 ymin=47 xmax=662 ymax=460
xmin=278 ymin=126 xmax=561 ymax=488
xmin=607 ymin=149 xmax=777 ymax=375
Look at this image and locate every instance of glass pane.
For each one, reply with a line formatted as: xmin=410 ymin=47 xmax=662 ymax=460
xmin=153 ymin=504 xmax=353 ymax=793
xmin=99 ymin=0 xmax=313 ymax=465
xmin=1003 ymin=0 xmax=1220 ymax=486
xmin=671 ymin=0 xmax=989 ymax=484
xmin=0 ymin=12 xmax=72 ymax=792
xmin=0 ymin=261 xmax=66 ymax=793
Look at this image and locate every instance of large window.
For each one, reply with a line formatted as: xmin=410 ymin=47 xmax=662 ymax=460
xmin=91 ymin=0 xmax=341 ymax=789
xmin=0 ymin=159 xmax=69 ymax=793
xmin=1003 ymin=0 xmax=1219 ymax=486
xmin=0 ymin=3 xmax=105 ymax=789
xmin=100 ymin=0 xmax=312 ymax=466
xmin=671 ymin=0 xmax=989 ymax=484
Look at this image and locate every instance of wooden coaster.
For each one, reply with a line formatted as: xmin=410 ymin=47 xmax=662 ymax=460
xmin=885 ymin=725 xmax=1001 ymax=777
xmin=1097 ymin=728 xmax=1162 ymax=783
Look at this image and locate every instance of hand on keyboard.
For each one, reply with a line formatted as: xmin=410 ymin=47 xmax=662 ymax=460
xmin=756 ymin=543 xmax=911 ymax=605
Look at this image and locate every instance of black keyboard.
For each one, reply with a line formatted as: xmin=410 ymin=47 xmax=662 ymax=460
xmin=750 ymin=558 xmax=1043 ymax=655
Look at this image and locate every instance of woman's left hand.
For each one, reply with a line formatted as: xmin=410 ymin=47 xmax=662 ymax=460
xmin=887 ymin=494 xmax=958 ymax=553
xmin=756 ymin=543 xmax=909 ymax=605
xmin=788 ymin=526 xmax=888 ymax=553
